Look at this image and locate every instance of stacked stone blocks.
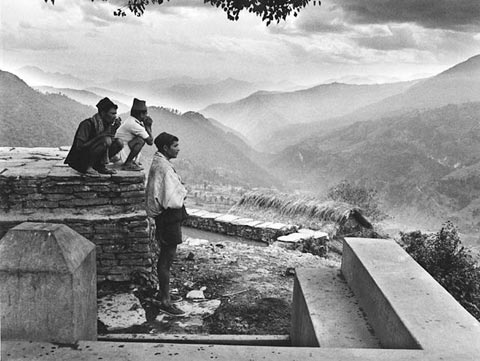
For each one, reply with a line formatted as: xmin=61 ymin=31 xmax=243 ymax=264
xmin=0 ymin=149 xmax=153 ymax=282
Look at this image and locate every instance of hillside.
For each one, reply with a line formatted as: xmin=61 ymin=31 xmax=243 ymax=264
xmin=201 ymin=81 xmax=415 ymax=149
xmin=271 ymin=102 xmax=480 ymax=233
xmin=0 ymin=70 xmax=95 ymax=147
xmin=134 ymin=108 xmax=280 ymax=188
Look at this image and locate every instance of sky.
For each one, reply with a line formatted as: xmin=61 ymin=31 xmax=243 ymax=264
xmin=1 ymin=0 xmax=480 ymax=87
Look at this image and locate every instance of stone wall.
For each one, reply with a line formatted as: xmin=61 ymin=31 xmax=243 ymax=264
xmin=0 ymin=148 xmax=153 ymax=282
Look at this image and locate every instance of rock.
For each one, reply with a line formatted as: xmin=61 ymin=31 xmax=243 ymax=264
xmin=285 ymin=267 xmax=296 ymax=277
xmin=184 ymin=238 xmax=210 ymax=247
xmin=186 ymin=286 xmax=207 ymax=300
xmin=186 ymin=252 xmax=195 ymax=261
xmin=183 ymin=281 xmax=195 ymax=289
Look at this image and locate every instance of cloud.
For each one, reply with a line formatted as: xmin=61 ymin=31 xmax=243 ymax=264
xmin=335 ymin=0 xmax=480 ymax=32
xmin=2 ymin=31 xmax=70 ymax=51
xmin=354 ymin=25 xmax=420 ymax=51
xmin=79 ymin=0 xmax=142 ymax=27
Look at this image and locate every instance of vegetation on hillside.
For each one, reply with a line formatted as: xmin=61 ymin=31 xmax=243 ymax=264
xmin=327 ymin=180 xmax=387 ymax=222
xmin=401 ymin=222 xmax=480 ymax=321
xmin=231 ymin=188 xmax=376 ymax=238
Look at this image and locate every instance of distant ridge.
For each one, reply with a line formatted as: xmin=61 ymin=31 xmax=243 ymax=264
xmin=263 ymin=54 xmax=480 ymax=153
xmin=201 ymin=80 xmax=416 ymax=148
xmin=14 ymin=66 xmax=90 ymax=89
xmin=35 ymin=86 xmax=129 ymax=113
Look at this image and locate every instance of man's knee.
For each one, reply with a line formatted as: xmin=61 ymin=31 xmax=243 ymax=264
xmin=98 ymin=135 xmax=112 ymax=147
xmin=158 ymin=245 xmax=177 ymax=268
xmin=129 ymin=136 xmax=145 ymax=150
xmin=111 ymin=138 xmax=124 ymax=151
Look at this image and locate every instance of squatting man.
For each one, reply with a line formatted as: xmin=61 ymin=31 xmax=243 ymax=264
xmin=65 ymin=97 xmax=153 ymax=176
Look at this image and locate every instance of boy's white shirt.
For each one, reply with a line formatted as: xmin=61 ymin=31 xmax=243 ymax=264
xmin=115 ymin=116 xmax=150 ymax=163
xmin=145 ymin=151 xmax=187 ymax=217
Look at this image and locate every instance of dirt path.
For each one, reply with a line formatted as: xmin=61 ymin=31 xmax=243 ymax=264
xmin=98 ymin=230 xmax=340 ymax=335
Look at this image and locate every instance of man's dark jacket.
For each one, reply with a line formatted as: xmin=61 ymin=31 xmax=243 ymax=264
xmin=65 ymin=114 xmax=114 ymax=173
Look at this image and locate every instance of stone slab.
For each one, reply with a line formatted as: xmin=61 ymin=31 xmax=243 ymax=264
xmin=215 ymin=214 xmax=240 ymax=223
xmin=298 ymin=229 xmax=329 ymax=239
xmin=201 ymin=212 xmax=223 ymax=219
xmin=277 ymin=232 xmax=311 ymax=243
xmin=230 ymin=217 xmax=255 ymax=226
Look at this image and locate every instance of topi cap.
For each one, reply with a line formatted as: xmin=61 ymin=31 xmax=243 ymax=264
xmin=131 ymin=98 xmax=147 ymax=112
xmin=96 ymin=97 xmax=118 ymax=112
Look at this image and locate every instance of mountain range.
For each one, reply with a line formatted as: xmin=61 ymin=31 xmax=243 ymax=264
xmin=202 ymin=55 xmax=480 ymax=153
xmin=201 ymin=80 xmax=416 ymax=150
xmin=100 ymin=77 xmax=261 ymax=111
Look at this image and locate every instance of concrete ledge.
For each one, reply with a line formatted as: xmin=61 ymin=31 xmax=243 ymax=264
xmin=341 ymin=238 xmax=480 ymax=352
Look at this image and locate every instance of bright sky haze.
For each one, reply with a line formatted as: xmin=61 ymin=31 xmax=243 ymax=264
xmin=1 ymin=0 xmax=480 ymax=86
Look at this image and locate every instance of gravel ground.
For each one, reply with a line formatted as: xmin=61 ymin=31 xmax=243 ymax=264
xmin=98 ymin=229 xmax=341 ymax=335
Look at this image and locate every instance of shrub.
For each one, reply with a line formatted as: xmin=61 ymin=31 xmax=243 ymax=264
xmin=401 ymin=222 xmax=480 ymax=320
xmin=327 ymin=180 xmax=387 ymax=222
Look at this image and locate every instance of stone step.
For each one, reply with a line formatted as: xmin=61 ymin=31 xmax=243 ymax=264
xmin=292 ymin=267 xmax=381 ymax=348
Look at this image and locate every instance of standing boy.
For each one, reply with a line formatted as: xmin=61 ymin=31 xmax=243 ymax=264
xmin=145 ymin=132 xmax=188 ymax=316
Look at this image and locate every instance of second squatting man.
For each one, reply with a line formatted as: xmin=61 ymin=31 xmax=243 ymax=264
xmin=115 ymin=98 xmax=153 ymax=171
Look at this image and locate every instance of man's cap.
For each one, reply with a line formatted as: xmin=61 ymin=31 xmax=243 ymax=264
xmin=131 ymin=98 xmax=147 ymax=112
xmin=96 ymin=97 xmax=118 ymax=112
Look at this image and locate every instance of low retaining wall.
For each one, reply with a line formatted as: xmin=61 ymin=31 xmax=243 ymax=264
xmin=184 ymin=208 xmax=297 ymax=244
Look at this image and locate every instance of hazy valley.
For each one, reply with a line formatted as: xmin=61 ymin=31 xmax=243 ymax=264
xmin=1 ymin=54 xmax=479 ymax=248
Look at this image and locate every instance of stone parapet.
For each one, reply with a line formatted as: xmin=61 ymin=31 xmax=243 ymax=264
xmin=0 ymin=148 xmax=153 ymax=282
xmin=0 ymin=165 xmax=145 ymax=215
